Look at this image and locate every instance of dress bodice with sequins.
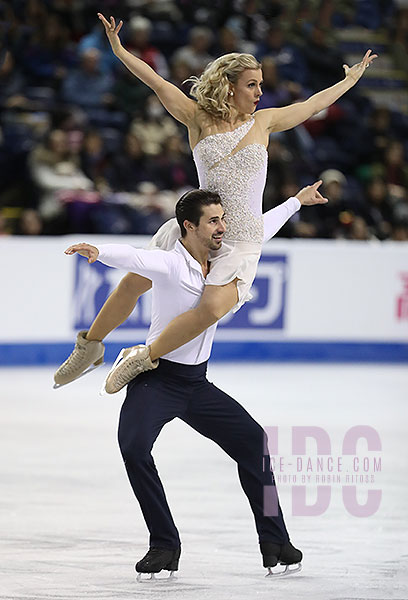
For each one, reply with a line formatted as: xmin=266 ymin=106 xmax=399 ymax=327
xmin=192 ymin=117 xmax=267 ymax=244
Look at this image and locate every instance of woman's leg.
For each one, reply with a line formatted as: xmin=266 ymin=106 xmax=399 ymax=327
xmin=149 ymin=279 xmax=238 ymax=361
xmin=103 ymin=279 xmax=239 ymax=394
xmin=87 ymin=272 xmax=152 ymax=341
xmin=54 ymin=273 xmax=152 ymax=386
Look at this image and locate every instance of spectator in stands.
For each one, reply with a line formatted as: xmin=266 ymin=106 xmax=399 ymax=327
xmin=61 ymin=48 xmax=114 ymax=109
xmin=172 ymin=26 xmax=214 ymax=76
xmin=318 ymin=169 xmax=352 ymax=238
xmin=80 ymin=130 xmax=111 ymax=192
xmin=213 ymin=26 xmax=246 ymax=55
xmin=153 ymin=133 xmax=198 ymax=191
xmin=256 ymin=24 xmax=308 ymax=86
xmin=383 ymin=140 xmax=408 ymax=187
xmin=0 ymin=51 xmax=26 ymax=108
xmin=112 ymin=61 xmax=152 ymax=116
xmin=347 ymin=216 xmax=373 ymax=240
xmin=140 ymin=0 xmax=183 ymax=27
xmin=126 ymin=16 xmax=169 ymax=79
xmin=18 ymin=209 xmax=43 ymax=235
xmin=391 ymin=219 xmax=408 ymax=240
xmin=295 ymin=169 xmax=351 ymax=239
xmin=362 ymin=177 xmax=394 ymax=240
xmin=360 ymin=107 xmax=394 ymax=164
xmin=391 ymin=184 xmax=408 ymax=236
xmin=262 ymin=137 xmax=297 ymax=212
xmin=169 ymin=58 xmax=193 ymax=91
xmin=29 ymin=128 xmax=93 ymax=229
xmin=24 ymin=0 xmax=48 ymax=28
xmin=78 ymin=24 xmax=118 ymax=75
xmin=107 ymin=133 xmax=155 ymax=192
xmin=22 ymin=12 xmax=74 ymax=85
xmin=392 ymin=3 xmax=408 ymax=74
xmin=303 ymin=24 xmax=345 ymax=91
xmin=130 ymin=94 xmax=178 ymax=156
xmin=132 ymin=182 xmax=178 ymax=232
xmin=256 ymin=57 xmax=294 ymax=109
xmin=268 ymin=177 xmax=305 ymax=239
xmin=224 ymin=0 xmax=269 ymax=44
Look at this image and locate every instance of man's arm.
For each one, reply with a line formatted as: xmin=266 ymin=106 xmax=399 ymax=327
xmin=263 ymin=181 xmax=328 ymax=242
xmin=64 ymin=242 xmax=175 ymax=282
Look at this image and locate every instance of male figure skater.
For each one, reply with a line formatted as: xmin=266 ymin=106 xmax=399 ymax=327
xmin=65 ymin=185 xmax=326 ymax=579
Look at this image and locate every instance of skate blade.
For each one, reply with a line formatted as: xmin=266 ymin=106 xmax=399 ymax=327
xmin=136 ymin=571 xmax=177 ymax=583
xmin=99 ymin=347 xmax=128 ymax=396
xmin=53 ymin=362 xmax=105 ymax=389
xmin=265 ymin=563 xmax=302 ymax=578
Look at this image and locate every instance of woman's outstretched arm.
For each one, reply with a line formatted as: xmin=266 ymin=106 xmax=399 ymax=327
xmin=262 ymin=181 xmax=328 ymax=242
xmin=98 ymin=13 xmax=196 ymax=126
xmin=257 ymin=50 xmax=377 ymax=133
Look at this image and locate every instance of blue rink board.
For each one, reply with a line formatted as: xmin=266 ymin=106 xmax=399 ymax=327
xmin=0 ymin=341 xmax=407 ymax=366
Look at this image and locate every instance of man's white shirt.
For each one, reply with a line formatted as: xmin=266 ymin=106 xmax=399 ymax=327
xmin=97 ymin=240 xmax=218 ymax=364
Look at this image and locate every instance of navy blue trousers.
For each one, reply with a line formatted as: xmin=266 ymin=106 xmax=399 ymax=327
xmin=118 ymin=359 xmax=290 ymax=550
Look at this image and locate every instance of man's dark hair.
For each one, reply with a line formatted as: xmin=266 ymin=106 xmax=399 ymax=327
xmin=175 ymin=189 xmax=222 ymax=237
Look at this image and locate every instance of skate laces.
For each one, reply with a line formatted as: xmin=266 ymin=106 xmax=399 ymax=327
xmin=109 ymin=351 xmax=146 ymax=387
xmin=58 ymin=342 xmax=87 ymax=375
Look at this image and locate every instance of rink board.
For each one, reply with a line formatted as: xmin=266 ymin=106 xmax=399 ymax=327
xmin=1 ymin=236 xmax=407 ymax=364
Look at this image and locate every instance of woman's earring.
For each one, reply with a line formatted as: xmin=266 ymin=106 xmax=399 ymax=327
xmin=229 ymin=91 xmax=233 ymax=96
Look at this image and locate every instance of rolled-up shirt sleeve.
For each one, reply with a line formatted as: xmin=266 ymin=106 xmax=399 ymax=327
xmin=262 ymin=197 xmax=301 ymax=243
xmin=97 ymin=244 xmax=175 ymax=282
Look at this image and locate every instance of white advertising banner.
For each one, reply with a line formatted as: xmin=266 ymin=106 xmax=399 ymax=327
xmin=1 ymin=236 xmax=407 ymax=363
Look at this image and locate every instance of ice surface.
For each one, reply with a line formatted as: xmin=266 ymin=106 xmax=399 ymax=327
xmin=0 ymin=363 xmax=407 ymax=600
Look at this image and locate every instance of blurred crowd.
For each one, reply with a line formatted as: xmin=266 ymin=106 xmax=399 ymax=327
xmin=1 ymin=0 xmax=408 ymax=241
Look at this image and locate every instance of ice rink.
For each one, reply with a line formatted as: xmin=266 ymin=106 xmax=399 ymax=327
xmin=1 ymin=363 xmax=407 ymax=600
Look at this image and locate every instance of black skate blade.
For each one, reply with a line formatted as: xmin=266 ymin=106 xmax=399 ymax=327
xmin=53 ymin=363 xmax=105 ymax=389
xmin=136 ymin=571 xmax=177 ymax=583
xmin=265 ymin=563 xmax=302 ymax=578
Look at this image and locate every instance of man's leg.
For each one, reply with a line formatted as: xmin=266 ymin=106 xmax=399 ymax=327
xmin=118 ymin=368 xmax=184 ymax=550
xmin=181 ymin=380 xmax=289 ymax=544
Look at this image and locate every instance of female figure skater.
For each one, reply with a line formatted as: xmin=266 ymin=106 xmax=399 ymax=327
xmin=54 ymin=14 xmax=376 ymax=391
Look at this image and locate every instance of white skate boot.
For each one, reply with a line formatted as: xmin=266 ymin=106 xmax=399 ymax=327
xmin=101 ymin=344 xmax=158 ymax=395
xmin=53 ymin=330 xmax=105 ymax=388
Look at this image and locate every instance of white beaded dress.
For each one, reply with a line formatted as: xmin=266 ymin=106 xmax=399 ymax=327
xmin=149 ymin=116 xmax=299 ymax=311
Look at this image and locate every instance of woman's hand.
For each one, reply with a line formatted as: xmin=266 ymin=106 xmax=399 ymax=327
xmin=343 ymin=49 xmax=378 ymax=84
xmin=296 ymin=180 xmax=328 ymax=206
xmin=97 ymin=13 xmax=123 ymax=55
xmin=65 ymin=243 xmax=99 ymax=263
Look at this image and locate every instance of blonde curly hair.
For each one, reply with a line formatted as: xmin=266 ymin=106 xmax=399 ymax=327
xmin=186 ymin=53 xmax=262 ymax=121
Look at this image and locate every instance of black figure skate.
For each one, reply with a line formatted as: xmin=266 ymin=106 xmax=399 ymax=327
xmin=135 ymin=547 xmax=181 ymax=582
xmin=260 ymin=541 xmax=302 ymax=578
